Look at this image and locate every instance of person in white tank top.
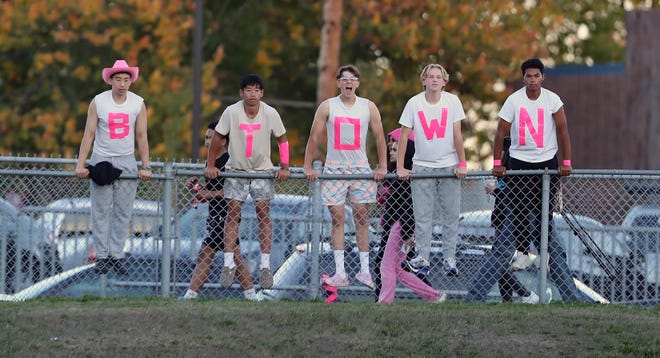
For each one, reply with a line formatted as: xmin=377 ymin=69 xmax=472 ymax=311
xmin=304 ymin=64 xmax=388 ymax=289
xmin=74 ymin=59 xmax=151 ymax=275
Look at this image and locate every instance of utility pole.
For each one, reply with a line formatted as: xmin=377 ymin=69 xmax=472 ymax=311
xmin=316 ymin=0 xmax=343 ymax=104
xmin=191 ymin=0 xmax=203 ymax=161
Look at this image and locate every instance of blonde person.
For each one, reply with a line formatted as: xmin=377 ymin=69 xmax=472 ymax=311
xmin=205 ymin=74 xmax=290 ymax=289
xmin=75 ymin=59 xmax=151 ymax=275
xmin=396 ymin=64 xmax=467 ymax=278
xmin=304 ymin=64 xmax=388 ymax=288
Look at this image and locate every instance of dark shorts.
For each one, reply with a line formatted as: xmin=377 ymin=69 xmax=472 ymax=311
xmin=201 ymin=217 xmax=240 ymax=252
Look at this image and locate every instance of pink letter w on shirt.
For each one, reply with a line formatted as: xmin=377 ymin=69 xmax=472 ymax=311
xmin=518 ymin=108 xmax=544 ymax=147
xmin=417 ymin=109 xmax=447 ymax=140
xmin=239 ymin=123 xmax=261 ymax=158
xmin=333 ymin=116 xmax=361 ymax=150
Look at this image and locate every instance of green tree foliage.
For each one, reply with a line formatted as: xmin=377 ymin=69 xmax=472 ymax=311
xmin=0 ymin=0 xmax=223 ymax=158
xmin=0 ymin=0 xmax=656 ymax=164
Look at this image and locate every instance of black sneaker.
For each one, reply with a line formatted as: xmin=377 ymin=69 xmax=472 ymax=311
xmin=95 ymin=258 xmax=110 ymax=275
xmin=415 ymin=266 xmax=432 ymax=286
xmin=110 ymin=257 xmax=129 ymax=275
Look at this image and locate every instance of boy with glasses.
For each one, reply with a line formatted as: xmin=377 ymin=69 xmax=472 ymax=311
xmin=304 ymin=64 xmax=388 ymax=288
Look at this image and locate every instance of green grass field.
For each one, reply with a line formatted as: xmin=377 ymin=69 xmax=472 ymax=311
xmin=1 ymin=297 xmax=659 ymax=357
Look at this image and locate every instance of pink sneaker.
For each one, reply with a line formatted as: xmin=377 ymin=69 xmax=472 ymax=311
xmin=323 ymin=273 xmax=349 ymax=287
xmin=355 ymin=272 xmax=375 ymax=289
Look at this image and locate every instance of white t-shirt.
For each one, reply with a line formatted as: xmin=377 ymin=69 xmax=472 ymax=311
xmin=398 ymin=91 xmax=465 ymax=168
xmin=498 ymin=87 xmax=563 ymax=163
xmin=93 ymin=90 xmax=144 ymax=157
xmin=215 ymin=100 xmax=286 ymax=172
xmin=325 ymin=96 xmax=371 ymax=167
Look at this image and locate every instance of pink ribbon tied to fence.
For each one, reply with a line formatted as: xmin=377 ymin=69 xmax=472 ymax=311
xmin=320 ymin=274 xmax=338 ymax=303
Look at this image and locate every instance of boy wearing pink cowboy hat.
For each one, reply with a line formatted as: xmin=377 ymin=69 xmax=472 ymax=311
xmin=75 ymin=59 xmax=151 ymax=275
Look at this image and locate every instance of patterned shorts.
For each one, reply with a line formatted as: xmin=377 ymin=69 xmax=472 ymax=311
xmin=321 ymin=166 xmax=376 ymax=206
xmin=224 ymin=172 xmax=275 ymax=202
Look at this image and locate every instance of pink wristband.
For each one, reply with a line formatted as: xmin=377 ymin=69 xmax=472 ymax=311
xmin=458 ymin=161 xmax=467 ymax=168
xmin=279 ymin=141 xmax=290 ymax=164
xmin=563 ymin=159 xmax=572 ymax=166
xmin=493 ymin=159 xmax=502 ymax=166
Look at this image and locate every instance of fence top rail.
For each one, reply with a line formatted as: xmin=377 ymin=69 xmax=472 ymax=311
xmin=2 ymin=156 xmax=660 ymax=178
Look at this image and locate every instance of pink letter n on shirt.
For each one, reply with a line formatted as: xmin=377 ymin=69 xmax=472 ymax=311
xmin=239 ymin=123 xmax=262 ymax=158
xmin=518 ymin=108 xmax=544 ymax=147
xmin=333 ymin=116 xmax=361 ymax=150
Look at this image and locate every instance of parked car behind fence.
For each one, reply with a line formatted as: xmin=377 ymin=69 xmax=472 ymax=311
xmin=35 ymin=198 xmax=163 ymax=270
xmin=2 ymin=156 xmax=658 ymax=305
xmin=0 ymin=198 xmax=62 ymax=294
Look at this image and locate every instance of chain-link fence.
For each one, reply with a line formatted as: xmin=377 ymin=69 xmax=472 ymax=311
xmin=1 ymin=156 xmax=658 ymax=305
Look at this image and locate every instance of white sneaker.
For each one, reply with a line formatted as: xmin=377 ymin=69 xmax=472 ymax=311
xmin=511 ymin=251 xmax=534 ymax=271
xmin=521 ymin=291 xmax=539 ymax=304
xmin=442 ymin=257 xmax=458 ymax=276
xmin=409 ymin=257 xmax=430 ymax=269
xmin=532 ymin=253 xmax=550 ymax=272
xmin=178 ymin=289 xmax=198 ymax=300
xmin=433 ymin=291 xmax=448 ymax=303
xmin=244 ymin=291 xmax=263 ymax=301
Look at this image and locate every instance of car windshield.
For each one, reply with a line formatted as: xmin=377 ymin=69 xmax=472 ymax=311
xmin=630 ymin=215 xmax=659 ymax=251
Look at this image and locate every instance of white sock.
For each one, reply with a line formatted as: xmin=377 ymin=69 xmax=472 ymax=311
xmin=224 ymin=252 xmax=235 ymax=268
xmin=333 ymin=250 xmax=346 ymax=278
xmin=359 ymin=251 xmax=369 ymax=274
xmin=243 ymin=288 xmax=257 ymax=300
xmin=183 ymin=289 xmax=198 ymax=299
xmin=260 ymin=253 xmax=270 ymax=270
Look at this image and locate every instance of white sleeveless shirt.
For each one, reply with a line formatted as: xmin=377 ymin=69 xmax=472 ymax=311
xmin=325 ymin=96 xmax=371 ymax=167
xmin=93 ymin=90 xmax=144 ymax=157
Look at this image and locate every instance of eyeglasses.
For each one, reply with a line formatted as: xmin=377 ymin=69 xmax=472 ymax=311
xmin=339 ymin=77 xmax=359 ymax=82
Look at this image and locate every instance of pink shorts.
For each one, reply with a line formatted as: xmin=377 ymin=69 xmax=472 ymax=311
xmin=321 ymin=166 xmax=376 ymax=206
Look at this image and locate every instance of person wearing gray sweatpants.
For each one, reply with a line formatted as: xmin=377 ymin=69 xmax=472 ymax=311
xmin=75 ymin=59 xmax=151 ymax=274
xmin=89 ymin=154 xmax=138 ymax=261
xmin=409 ymin=165 xmax=461 ymax=273
xmin=396 ymin=64 xmax=468 ymax=278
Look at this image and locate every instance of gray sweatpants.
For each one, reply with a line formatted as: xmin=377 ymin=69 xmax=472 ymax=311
xmin=90 ymin=154 xmax=138 ymax=259
xmin=410 ymin=165 xmax=461 ymax=263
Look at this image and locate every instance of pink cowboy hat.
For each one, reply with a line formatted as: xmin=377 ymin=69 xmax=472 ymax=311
xmin=102 ymin=59 xmax=139 ymax=84
xmin=388 ymin=127 xmax=415 ymax=142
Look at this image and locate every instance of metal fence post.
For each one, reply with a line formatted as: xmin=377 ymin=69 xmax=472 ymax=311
xmin=538 ymin=171 xmax=550 ymax=304
xmin=309 ymin=160 xmax=323 ymax=300
xmin=160 ymin=162 xmax=174 ymax=297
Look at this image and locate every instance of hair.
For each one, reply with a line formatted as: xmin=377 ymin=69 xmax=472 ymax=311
xmin=420 ymin=64 xmax=449 ymax=83
xmin=111 ymin=71 xmax=132 ymax=80
xmin=240 ymin=74 xmax=264 ymax=90
xmin=521 ymin=58 xmax=544 ymax=76
xmin=207 ymin=120 xmax=228 ymax=144
xmin=336 ymin=64 xmax=360 ymax=79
